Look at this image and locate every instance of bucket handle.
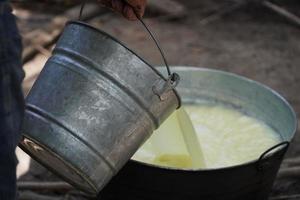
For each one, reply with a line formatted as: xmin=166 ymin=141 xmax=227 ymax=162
xmin=257 ymin=141 xmax=290 ymax=171
xmin=78 ymin=1 xmax=180 ymax=91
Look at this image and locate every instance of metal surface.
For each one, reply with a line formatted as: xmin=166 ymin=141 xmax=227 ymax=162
xmin=99 ymin=66 xmax=297 ymax=200
xmin=19 ymin=21 xmax=180 ymax=195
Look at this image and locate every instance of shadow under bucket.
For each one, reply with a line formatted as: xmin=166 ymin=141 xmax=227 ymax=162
xmin=99 ymin=66 xmax=297 ymax=200
xmin=19 ymin=21 xmax=180 ymax=195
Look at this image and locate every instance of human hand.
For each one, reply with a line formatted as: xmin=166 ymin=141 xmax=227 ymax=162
xmin=98 ymin=0 xmax=147 ymax=20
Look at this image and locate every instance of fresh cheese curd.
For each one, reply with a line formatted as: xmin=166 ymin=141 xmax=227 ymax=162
xmin=132 ymin=104 xmax=281 ymax=169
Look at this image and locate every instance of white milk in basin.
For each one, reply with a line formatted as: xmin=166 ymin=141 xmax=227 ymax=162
xmin=132 ymin=104 xmax=281 ymax=169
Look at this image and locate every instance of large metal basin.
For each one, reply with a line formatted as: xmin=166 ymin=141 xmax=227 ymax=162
xmin=100 ymin=66 xmax=297 ymax=200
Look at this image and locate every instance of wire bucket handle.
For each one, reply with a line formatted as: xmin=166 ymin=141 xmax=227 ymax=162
xmin=78 ymin=1 xmax=180 ymax=89
xmin=257 ymin=141 xmax=290 ymax=171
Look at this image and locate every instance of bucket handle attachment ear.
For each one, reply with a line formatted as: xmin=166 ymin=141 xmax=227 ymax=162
xmin=78 ymin=1 xmax=180 ymax=91
xmin=136 ymin=17 xmax=180 ymax=100
xmin=257 ymin=141 xmax=290 ymax=171
xmin=152 ymin=73 xmax=180 ymax=101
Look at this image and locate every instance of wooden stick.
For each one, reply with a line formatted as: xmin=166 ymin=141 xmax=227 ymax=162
xmin=19 ymin=191 xmax=60 ymax=200
xmin=33 ymin=45 xmax=52 ymax=57
xmin=199 ymin=1 xmax=246 ymax=26
xmin=283 ymin=158 xmax=300 ymax=166
xmin=269 ymin=194 xmax=300 ymax=200
xmin=263 ymin=1 xmax=300 ymax=27
xmin=22 ymin=3 xmax=106 ymax=63
xmin=147 ymin=0 xmax=186 ymax=18
xmin=277 ymin=166 xmax=300 ymax=179
xmin=17 ymin=181 xmax=73 ymax=191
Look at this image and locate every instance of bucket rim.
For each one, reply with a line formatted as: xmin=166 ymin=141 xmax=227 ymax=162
xmin=65 ymin=20 xmax=181 ymax=108
xmin=19 ymin=136 xmax=97 ymax=195
xmin=130 ymin=66 xmax=298 ymax=172
xmin=168 ymin=66 xmax=298 ymax=137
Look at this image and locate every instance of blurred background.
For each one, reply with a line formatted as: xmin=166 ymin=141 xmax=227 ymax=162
xmin=12 ymin=0 xmax=299 ymax=199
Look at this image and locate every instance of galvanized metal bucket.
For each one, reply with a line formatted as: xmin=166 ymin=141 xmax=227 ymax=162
xmin=19 ymin=21 xmax=180 ymax=195
xmin=100 ymin=66 xmax=297 ymax=200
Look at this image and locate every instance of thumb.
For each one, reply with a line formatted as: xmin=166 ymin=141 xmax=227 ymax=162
xmin=124 ymin=0 xmax=147 ymax=18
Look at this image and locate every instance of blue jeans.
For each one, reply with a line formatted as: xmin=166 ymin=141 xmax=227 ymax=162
xmin=0 ymin=3 xmax=25 ymax=200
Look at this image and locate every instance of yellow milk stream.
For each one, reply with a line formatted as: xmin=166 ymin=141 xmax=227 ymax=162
xmin=176 ymin=108 xmax=206 ymax=168
xmin=134 ymin=107 xmax=206 ymax=169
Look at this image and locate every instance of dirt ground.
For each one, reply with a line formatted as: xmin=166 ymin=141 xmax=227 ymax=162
xmin=13 ymin=0 xmax=300 ymax=199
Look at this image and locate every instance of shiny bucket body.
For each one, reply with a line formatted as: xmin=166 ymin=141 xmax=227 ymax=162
xmin=20 ymin=21 xmax=180 ymax=195
xmin=100 ymin=66 xmax=297 ymax=200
